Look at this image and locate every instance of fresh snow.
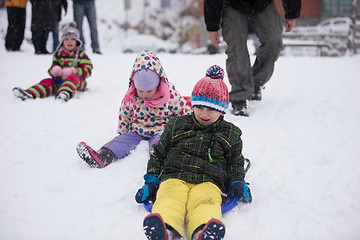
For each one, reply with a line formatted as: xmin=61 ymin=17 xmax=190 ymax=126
xmin=1 ymin=1 xmax=360 ymax=240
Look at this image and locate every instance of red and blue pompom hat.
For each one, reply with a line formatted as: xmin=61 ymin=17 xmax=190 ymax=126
xmin=191 ymin=65 xmax=229 ymax=114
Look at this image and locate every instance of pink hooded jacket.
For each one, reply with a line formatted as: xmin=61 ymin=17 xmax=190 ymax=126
xmin=118 ymin=50 xmax=192 ymax=137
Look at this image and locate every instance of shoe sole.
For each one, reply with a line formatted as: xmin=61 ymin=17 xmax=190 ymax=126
xmin=76 ymin=142 xmax=104 ymax=168
xmin=198 ymin=219 xmax=225 ymax=240
xmin=55 ymin=92 xmax=70 ymax=102
xmin=143 ymin=213 xmax=168 ymax=240
xmin=13 ymin=87 xmax=34 ymax=101
xmin=250 ymin=94 xmax=262 ymax=101
xmin=232 ymin=109 xmax=249 ymax=117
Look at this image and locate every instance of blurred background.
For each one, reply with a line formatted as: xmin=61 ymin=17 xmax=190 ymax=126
xmin=0 ymin=0 xmax=359 ymax=57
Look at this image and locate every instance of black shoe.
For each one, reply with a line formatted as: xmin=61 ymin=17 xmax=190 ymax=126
xmin=251 ymin=86 xmax=262 ymax=101
xmin=93 ymin=50 xmax=102 ymax=54
xmin=35 ymin=50 xmax=50 ymax=55
xmin=143 ymin=213 xmax=169 ymax=240
xmin=192 ymin=219 xmax=225 ymax=240
xmin=7 ymin=48 xmax=20 ymax=52
xmin=232 ymin=100 xmax=249 ymax=117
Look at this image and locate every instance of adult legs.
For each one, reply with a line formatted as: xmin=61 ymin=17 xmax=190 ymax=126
xmin=5 ymin=7 xmax=26 ymax=51
xmin=222 ymin=6 xmax=253 ymax=103
xmin=52 ymin=21 xmax=60 ymax=52
xmin=84 ymin=1 xmax=100 ymax=52
xmin=251 ymin=2 xmax=283 ymax=88
xmin=73 ymin=1 xmax=85 ymax=49
xmin=32 ymin=30 xmax=50 ymax=54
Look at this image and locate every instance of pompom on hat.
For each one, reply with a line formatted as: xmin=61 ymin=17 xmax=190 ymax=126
xmin=133 ymin=69 xmax=160 ymax=91
xmin=191 ymin=65 xmax=229 ymax=114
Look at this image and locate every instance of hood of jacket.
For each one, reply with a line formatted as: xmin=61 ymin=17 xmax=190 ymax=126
xmin=129 ymin=50 xmax=169 ymax=88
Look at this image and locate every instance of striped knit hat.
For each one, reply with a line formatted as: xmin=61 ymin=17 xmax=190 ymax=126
xmin=54 ymin=22 xmax=83 ymax=67
xmin=191 ymin=65 xmax=229 ymax=114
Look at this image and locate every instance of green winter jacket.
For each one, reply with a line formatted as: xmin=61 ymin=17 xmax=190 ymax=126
xmin=147 ymin=113 xmax=245 ymax=191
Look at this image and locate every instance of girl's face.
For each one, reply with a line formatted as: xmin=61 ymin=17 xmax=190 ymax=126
xmin=193 ymin=106 xmax=222 ymax=126
xmin=63 ymin=37 xmax=77 ymax=51
xmin=136 ymin=87 xmax=158 ymax=101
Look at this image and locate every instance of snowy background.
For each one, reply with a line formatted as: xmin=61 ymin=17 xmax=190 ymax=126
xmin=1 ymin=1 xmax=360 ymax=240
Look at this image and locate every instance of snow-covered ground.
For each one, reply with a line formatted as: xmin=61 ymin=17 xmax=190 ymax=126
xmin=1 ymin=1 xmax=360 ymax=240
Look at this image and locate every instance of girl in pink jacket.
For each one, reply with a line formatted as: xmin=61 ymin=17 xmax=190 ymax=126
xmin=76 ymin=50 xmax=192 ymax=168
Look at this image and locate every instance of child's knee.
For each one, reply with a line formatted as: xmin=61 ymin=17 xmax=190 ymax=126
xmin=39 ymin=78 xmax=56 ymax=87
xmin=64 ymin=73 xmax=80 ymax=85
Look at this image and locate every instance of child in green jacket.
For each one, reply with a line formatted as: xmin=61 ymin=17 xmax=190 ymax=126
xmin=135 ymin=65 xmax=252 ymax=240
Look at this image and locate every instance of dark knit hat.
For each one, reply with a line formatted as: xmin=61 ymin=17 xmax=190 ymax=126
xmin=191 ymin=65 xmax=229 ymax=114
xmin=54 ymin=22 xmax=83 ymax=67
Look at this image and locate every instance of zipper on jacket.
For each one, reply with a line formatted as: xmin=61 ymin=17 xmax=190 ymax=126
xmin=207 ymin=148 xmax=214 ymax=163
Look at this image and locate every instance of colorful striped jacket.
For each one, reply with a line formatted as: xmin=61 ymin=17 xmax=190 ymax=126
xmin=48 ymin=47 xmax=93 ymax=81
xmin=147 ymin=114 xmax=245 ymax=191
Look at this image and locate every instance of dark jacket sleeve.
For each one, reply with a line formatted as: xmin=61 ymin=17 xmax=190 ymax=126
xmin=282 ymin=0 xmax=301 ymax=19
xmin=146 ymin=117 xmax=176 ymax=175
xmin=204 ymin=0 xmax=224 ymax=31
xmin=226 ymin=136 xmax=245 ymax=182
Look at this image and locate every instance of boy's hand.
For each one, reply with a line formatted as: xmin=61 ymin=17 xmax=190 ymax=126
xmin=228 ymin=180 xmax=252 ymax=203
xmin=135 ymin=183 xmax=158 ymax=203
xmin=135 ymin=174 xmax=160 ymax=203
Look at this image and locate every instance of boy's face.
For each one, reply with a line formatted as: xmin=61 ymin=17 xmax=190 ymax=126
xmin=136 ymin=87 xmax=158 ymax=101
xmin=193 ymin=106 xmax=223 ymax=126
xmin=63 ymin=37 xmax=77 ymax=51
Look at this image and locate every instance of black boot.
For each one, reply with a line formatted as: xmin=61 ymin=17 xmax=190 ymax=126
xmin=251 ymin=86 xmax=262 ymax=101
xmin=76 ymin=142 xmax=117 ymax=168
xmin=232 ymin=100 xmax=249 ymax=117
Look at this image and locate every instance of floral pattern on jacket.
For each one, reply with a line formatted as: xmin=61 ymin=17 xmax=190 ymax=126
xmin=117 ymin=50 xmax=191 ymax=137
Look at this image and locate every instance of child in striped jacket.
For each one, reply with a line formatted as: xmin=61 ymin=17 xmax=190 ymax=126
xmin=12 ymin=22 xmax=93 ymax=102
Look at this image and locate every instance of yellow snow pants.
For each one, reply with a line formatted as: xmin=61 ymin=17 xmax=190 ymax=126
xmin=152 ymin=179 xmax=222 ymax=239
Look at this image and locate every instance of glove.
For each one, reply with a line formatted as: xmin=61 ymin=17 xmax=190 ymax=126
xmin=135 ymin=174 xmax=160 ymax=203
xmin=61 ymin=67 xmax=76 ymax=80
xmin=51 ymin=65 xmax=62 ymax=77
xmin=228 ymin=180 xmax=252 ymax=204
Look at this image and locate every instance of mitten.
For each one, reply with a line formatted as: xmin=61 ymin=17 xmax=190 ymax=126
xmin=61 ymin=67 xmax=76 ymax=80
xmin=228 ymin=180 xmax=252 ymax=204
xmin=51 ymin=65 xmax=62 ymax=77
xmin=135 ymin=174 xmax=160 ymax=203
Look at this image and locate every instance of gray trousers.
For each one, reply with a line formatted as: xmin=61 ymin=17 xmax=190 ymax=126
xmin=221 ymin=2 xmax=283 ymax=102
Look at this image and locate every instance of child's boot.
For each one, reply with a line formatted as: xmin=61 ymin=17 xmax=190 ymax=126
xmin=13 ymin=87 xmax=35 ymax=101
xmin=192 ymin=219 xmax=225 ymax=240
xmin=55 ymin=91 xmax=71 ymax=102
xmin=143 ymin=213 xmax=169 ymax=240
xmin=76 ymin=142 xmax=116 ymax=168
